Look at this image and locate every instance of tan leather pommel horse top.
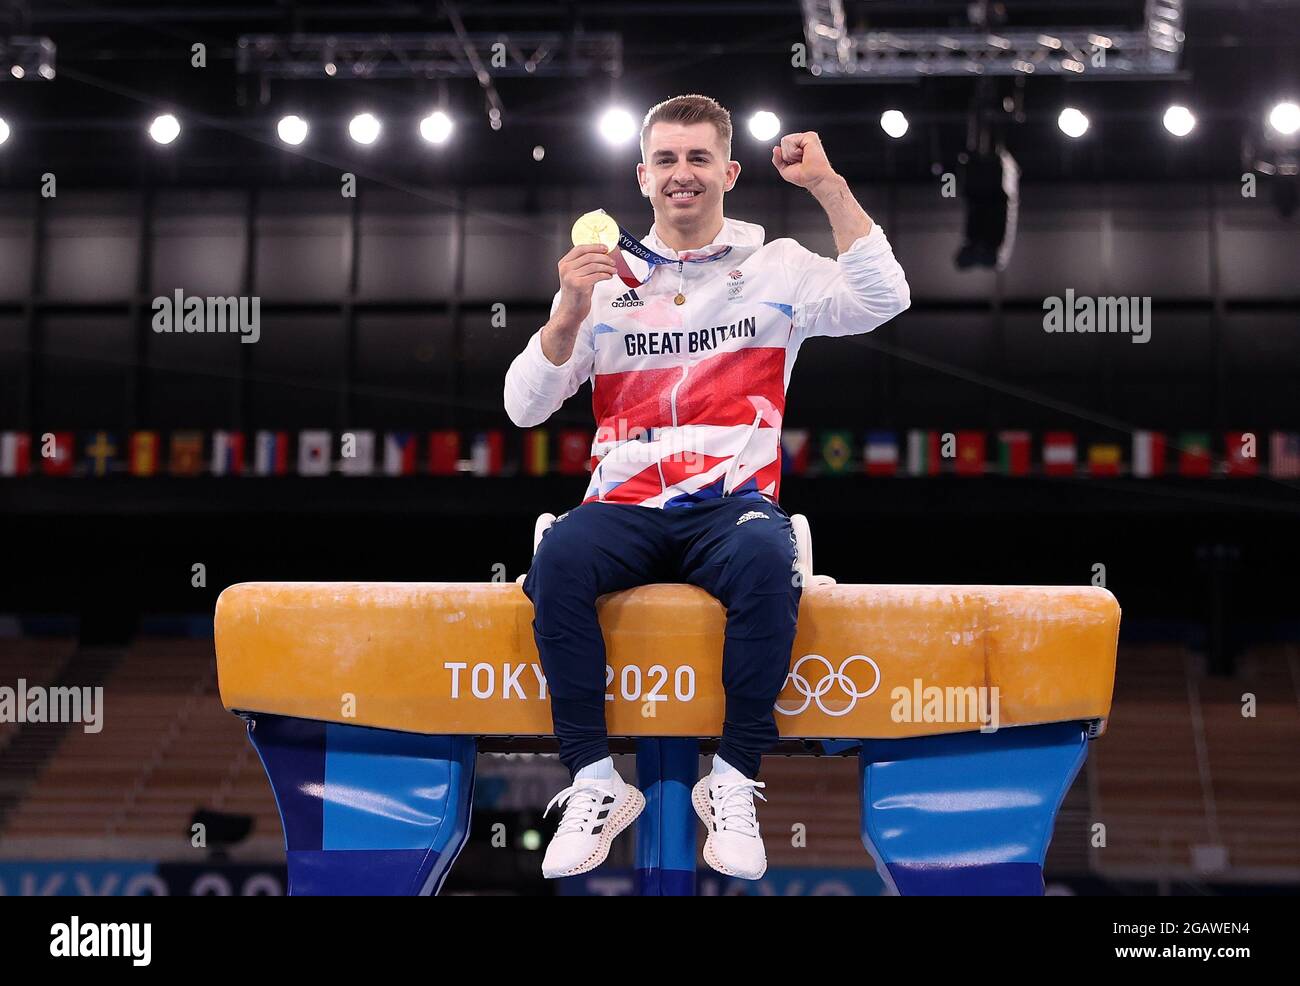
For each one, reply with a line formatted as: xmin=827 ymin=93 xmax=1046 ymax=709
xmin=214 ymin=582 xmax=1120 ymax=740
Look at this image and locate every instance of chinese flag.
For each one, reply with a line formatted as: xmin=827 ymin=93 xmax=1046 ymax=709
xmin=428 ymin=430 xmax=460 ymax=475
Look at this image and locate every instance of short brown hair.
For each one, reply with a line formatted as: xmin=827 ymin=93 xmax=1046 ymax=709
xmin=640 ymin=94 xmax=733 ymax=161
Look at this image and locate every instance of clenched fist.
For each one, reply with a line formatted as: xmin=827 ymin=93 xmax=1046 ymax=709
xmin=772 ymin=131 xmax=838 ymax=190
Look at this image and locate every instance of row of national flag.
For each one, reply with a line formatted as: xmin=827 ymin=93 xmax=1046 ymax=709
xmin=1 ymin=428 xmax=1297 ymax=479
xmin=783 ymin=429 xmax=1300 ymax=478
xmin=0 ymin=430 xmax=538 ymax=478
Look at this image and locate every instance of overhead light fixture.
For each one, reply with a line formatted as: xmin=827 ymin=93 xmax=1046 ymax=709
xmin=1267 ymin=101 xmax=1300 ymax=137
xmin=1246 ymin=100 xmax=1300 ymax=218
xmin=747 ymin=111 xmax=781 ymax=142
xmin=598 ymin=107 xmax=637 ymax=146
xmin=880 ymin=109 xmax=909 ymax=139
xmin=149 ymin=113 xmax=181 ymax=145
xmin=348 ymin=112 xmax=381 ymax=145
xmin=419 ymin=110 xmax=454 ymax=144
xmin=1057 ymin=107 xmax=1089 ymax=138
xmin=1162 ymin=105 xmax=1196 ymax=137
xmin=276 ymin=114 xmax=309 ymax=146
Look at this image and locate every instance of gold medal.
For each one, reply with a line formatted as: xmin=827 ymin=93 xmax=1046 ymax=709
xmin=673 ymin=293 xmax=686 ymax=305
xmin=570 ymin=210 xmax=619 ymax=251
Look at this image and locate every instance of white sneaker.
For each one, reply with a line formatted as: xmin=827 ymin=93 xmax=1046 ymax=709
xmin=692 ymin=769 xmax=768 ymax=880
xmin=541 ymin=771 xmax=645 ymax=878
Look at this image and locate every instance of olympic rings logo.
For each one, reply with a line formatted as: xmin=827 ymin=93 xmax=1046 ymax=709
xmin=774 ymin=654 xmax=881 ymax=717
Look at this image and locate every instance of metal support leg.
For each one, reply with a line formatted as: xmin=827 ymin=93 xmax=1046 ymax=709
xmin=859 ymin=721 xmax=1088 ymax=896
xmin=247 ymin=714 xmax=477 ymax=895
xmin=634 ymin=737 xmax=699 ymax=896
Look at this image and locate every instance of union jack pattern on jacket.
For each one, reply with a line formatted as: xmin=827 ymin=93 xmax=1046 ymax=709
xmin=504 ymin=217 xmax=910 ymax=509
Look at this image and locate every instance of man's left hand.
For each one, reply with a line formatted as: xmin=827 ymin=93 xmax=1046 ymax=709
xmin=772 ymin=132 xmax=839 ymax=190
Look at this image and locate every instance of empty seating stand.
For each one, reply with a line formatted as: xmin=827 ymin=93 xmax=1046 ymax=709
xmin=214 ymin=559 xmax=1120 ymax=896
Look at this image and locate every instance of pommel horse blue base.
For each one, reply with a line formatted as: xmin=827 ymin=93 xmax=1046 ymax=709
xmin=248 ymin=716 xmax=477 ymax=896
xmin=247 ymin=716 xmax=1088 ymax=896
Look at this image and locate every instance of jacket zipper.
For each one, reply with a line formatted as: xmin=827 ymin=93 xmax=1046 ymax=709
xmin=723 ymin=408 xmax=763 ymax=496
xmin=658 ymin=260 xmax=689 ymax=497
xmin=661 ymin=364 xmax=689 ymax=494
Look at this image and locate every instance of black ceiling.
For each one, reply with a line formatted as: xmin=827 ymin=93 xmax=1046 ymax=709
xmin=0 ymin=0 xmax=1298 ymax=187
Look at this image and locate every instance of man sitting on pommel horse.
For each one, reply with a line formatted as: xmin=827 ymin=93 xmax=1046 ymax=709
xmin=503 ymin=93 xmax=911 ymax=881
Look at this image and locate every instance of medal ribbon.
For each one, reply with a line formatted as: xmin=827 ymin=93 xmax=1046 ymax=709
xmin=610 ymin=223 xmax=733 ymax=289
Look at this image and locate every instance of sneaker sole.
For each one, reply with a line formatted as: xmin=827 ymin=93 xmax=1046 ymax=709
xmin=692 ymin=778 xmax=767 ymax=881
xmin=543 ymin=782 xmax=646 ymax=879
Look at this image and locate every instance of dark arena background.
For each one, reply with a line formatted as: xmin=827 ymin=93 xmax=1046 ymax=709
xmin=0 ymin=0 xmax=1297 ymax=918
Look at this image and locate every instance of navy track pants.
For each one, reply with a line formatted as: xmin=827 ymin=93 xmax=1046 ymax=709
xmin=522 ymin=495 xmax=801 ymax=779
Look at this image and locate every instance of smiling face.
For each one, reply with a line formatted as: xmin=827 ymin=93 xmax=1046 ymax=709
xmin=637 ymin=120 xmax=741 ymax=250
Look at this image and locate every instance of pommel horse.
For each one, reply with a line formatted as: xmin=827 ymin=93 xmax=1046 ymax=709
xmin=213 ymin=514 xmax=1119 ymax=896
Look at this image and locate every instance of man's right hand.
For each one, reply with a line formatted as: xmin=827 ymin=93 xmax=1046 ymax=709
xmin=541 ymin=245 xmax=618 ymax=366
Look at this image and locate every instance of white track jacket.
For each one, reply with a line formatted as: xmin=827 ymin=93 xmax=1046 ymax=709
xmin=504 ymin=216 xmax=910 ymax=509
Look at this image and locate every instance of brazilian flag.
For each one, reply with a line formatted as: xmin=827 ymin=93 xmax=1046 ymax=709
xmin=820 ymin=430 xmax=854 ymax=474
